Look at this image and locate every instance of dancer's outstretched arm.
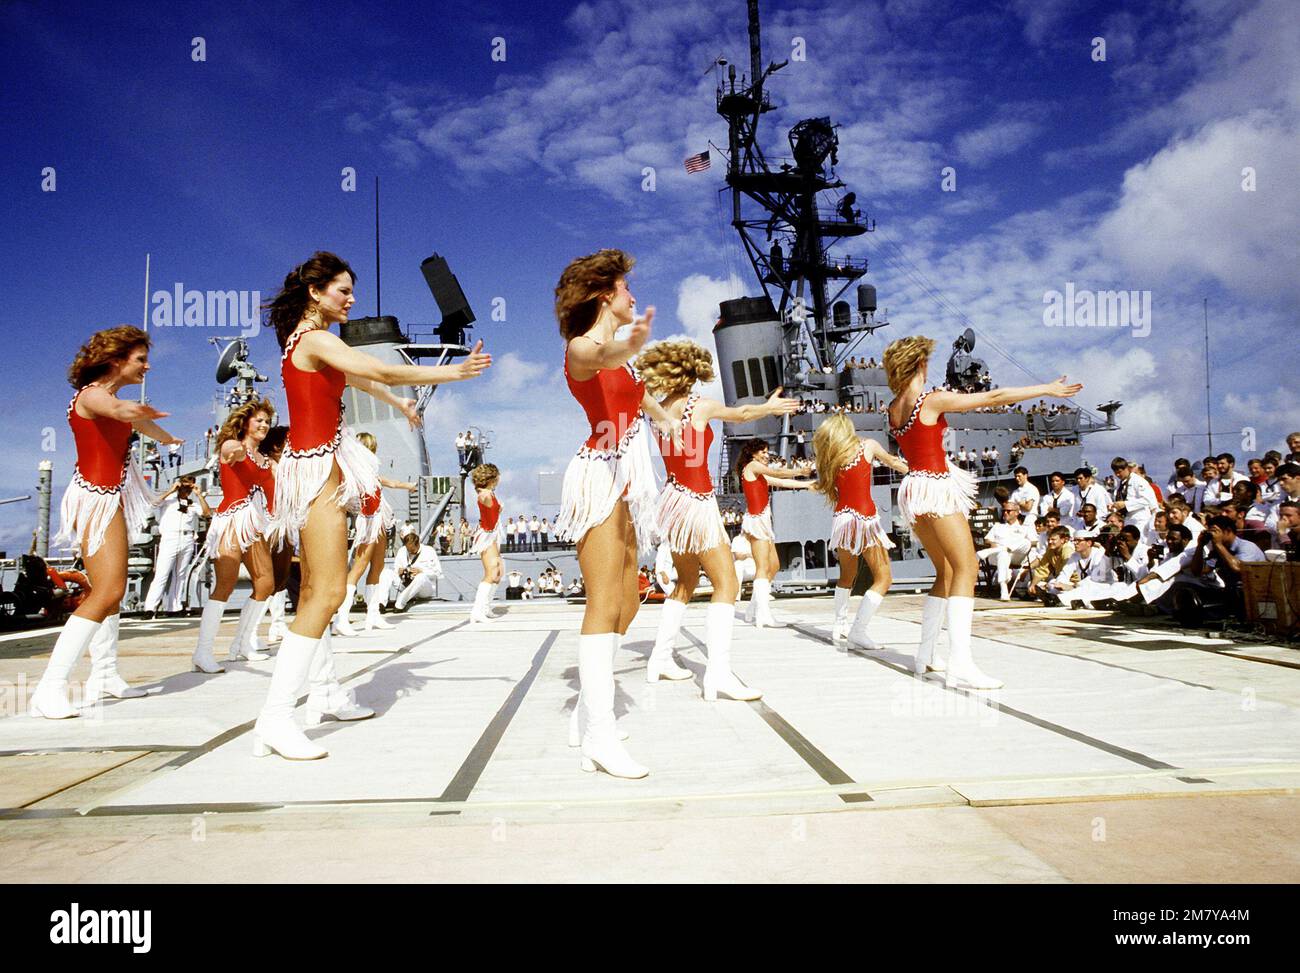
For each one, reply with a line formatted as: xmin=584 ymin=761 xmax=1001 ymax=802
xmin=925 ymin=377 xmax=1082 ymax=420
xmin=301 ymin=330 xmax=491 ymax=387
xmin=695 ymin=387 xmax=800 ymax=426
xmin=348 ymin=375 xmax=422 ymax=430
xmin=862 ymin=438 xmax=909 ymax=475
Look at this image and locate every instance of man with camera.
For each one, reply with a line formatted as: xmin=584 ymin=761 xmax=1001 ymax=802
xmin=143 ymin=474 xmax=211 ymax=616
xmin=1109 ymin=456 xmax=1158 ymax=537
xmin=393 ymin=523 xmax=444 ymax=611
xmin=1163 ymin=515 xmax=1267 ymax=623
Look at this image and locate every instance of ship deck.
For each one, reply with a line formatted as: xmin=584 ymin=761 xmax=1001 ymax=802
xmin=2 ymin=596 xmax=1298 ymax=883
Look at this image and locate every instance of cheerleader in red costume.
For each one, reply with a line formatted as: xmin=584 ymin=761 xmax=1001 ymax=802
xmin=884 ymin=336 xmax=1081 ymax=689
xmin=812 ymin=414 xmax=909 ymax=650
xmin=254 ymin=252 xmax=490 ymax=760
xmin=553 ymin=248 xmax=680 ymax=779
xmin=735 ymin=439 xmax=816 ymax=627
xmin=193 ymin=396 xmax=280 ymax=673
xmin=30 ymin=327 xmax=180 ymax=719
xmin=256 ymin=424 xmax=294 ymax=647
xmin=467 ymin=463 xmax=505 ymax=623
xmin=332 ymin=431 xmax=414 ymax=636
xmin=635 ymin=339 xmax=801 ymax=701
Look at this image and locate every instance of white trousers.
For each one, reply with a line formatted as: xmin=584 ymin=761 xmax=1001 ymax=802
xmin=395 ymin=573 xmax=437 ymax=610
xmin=144 ymin=532 xmax=197 ymax=612
xmin=977 ymin=544 xmax=1030 ymax=583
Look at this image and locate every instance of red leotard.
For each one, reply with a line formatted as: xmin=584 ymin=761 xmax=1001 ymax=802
xmin=360 ymin=488 xmax=381 ymax=516
xmin=742 ymin=473 xmax=770 ymax=514
xmin=67 ymin=387 xmax=133 ymax=488
xmin=835 ymin=445 xmax=877 ymax=517
xmin=891 ymin=390 xmax=948 ymax=474
xmin=478 ymin=494 xmax=500 ymax=530
xmin=656 ymin=395 xmax=714 ymax=494
xmin=253 ymin=454 xmax=276 ymax=512
xmin=565 ymin=353 xmax=645 ymax=453
xmin=282 ymin=329 xmax=346 ymax=451
xmin=215 ymin=453 xmax=264 ymax=514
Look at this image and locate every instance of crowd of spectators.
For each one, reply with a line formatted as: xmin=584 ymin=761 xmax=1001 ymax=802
xmin=975 ymin=437 xmax=1300 ymax=631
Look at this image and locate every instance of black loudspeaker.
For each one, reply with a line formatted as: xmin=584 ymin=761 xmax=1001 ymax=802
xmin=420 ymin=254 xmax=476 ymax=346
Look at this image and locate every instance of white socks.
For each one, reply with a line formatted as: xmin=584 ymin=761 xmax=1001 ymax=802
xmin=29 ymin=615 xmax=101 ymax=719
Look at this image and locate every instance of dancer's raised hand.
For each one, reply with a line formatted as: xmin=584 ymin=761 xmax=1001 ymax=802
xmin=765 ymin=387 xmax=801 ymax=416
xmin=456 ymin=340 xmax=492 ymax=381
xmin=397 ymin=397 xmax=423 ymax=430
xmin=1045 ymin=376 xmax=1083 ymax=399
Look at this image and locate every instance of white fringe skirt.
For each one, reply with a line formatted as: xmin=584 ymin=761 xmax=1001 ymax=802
xmin=741 ymin=507 xmax=774 ymax=542
xmin=54 ymin=460 xmax=155 ymax=559
xmin=269 ymin=422 xmax=380 ymax=550
xmin=205 ymin=489 xmax=271 ymax=558
xmin=469 ymin=521 xmax=505 ymax=555
xmin=354 ymin=494 xmax=396 ymax=546
xmin=896 ymin=461 xmax=978 ymax=526
xmin=555 ymin=419 xmax=660 ymax=553
xmin=655 ymin=479 xmax=727 ymax=555
xmin=830 ymin=508 xmax=895 ymax=555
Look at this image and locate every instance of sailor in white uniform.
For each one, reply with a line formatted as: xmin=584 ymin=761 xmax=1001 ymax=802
xmin=1009 ymin=466 xmax=1041 ymax=529
xmin=1109 ymin=457 xmax=1158 ymax=535
xmin=1049 ymin=533 xmax=1123 ymax=607
xmin=142 ymin=475 xmax=211 ymax=614
xmin=393 ymin=524 xmax=444 ymax=610
xmin=1036 ymin=471 xmax=1078 ymax=525
xmin=1069 ymin=467 xmax=1111 ymax=530
xmin=977 ymin=500 xmax=1037 ymax=599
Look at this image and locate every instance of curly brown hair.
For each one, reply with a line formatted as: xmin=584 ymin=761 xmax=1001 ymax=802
xmin=471 ymin=463 xmax=500 ymax=489
xmin=67 ymin=326 xmax=150 ymax=389
xmin=633 ymin=339 xmax=715 ymax=397
xmin=215 ymin=396 xmax=276 ymax=448
xmin=882 ymin=335 xmax=936 ymax=396
xmin=554 ymin=249 xmax=633 ymax=341
xmin=263 ymin=251 xmax=356 ymax=349
xmin=735 ymin=438 xmax=771 ymax=475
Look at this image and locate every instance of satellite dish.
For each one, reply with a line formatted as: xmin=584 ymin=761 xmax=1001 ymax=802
xmin=215 ymin=340 xmax=245 ymax=384
xmin=955 ymin=327 xmax=976 ymax=353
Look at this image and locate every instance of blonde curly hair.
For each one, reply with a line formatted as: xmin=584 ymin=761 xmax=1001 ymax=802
xmin=471 ymin=463 xmax=499 ymax=489
xmin=882 ymin=336 xmax=935 ymax=396
xmin=554 ymin=249 xmax=634 ymax=341
xmin=812 ymin=414 xmax=861 ymax=508
xmin=215 ymin=396 xmax=276 ymax=447
xmin=356 ymin=431 xmax=378 ymax=453
xmin=633 ymin=339 xmax=716 ymax=397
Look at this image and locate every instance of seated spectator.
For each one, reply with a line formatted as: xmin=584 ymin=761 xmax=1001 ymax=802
xmin=977 ymin=500 xmax=1037 ymax=599
xmin=1136 ymin=523 xmax=1199 ymax=612
xmin=1029 ymin=526 xmax=1075 ymax=602
xmin=523 ymin=577 xmax=534 ymax=600
xmin=1287 ymin=431 xmax=1300 ymax=464
xmin=1231 ymin=480 xmax=1271 ymax=530
xmin=1264 ymin=463 xmax=1300 ymax=539
xmin=1164 ymin=515 xmax=1266 ymax=624
xmin=1272 ymin=500 xmax=1300 ymax=557
xmin=1170 ymin=466 xmax=1208 ymax=512
xmin=1048 ymin=533 xmax=1118 ymax=608
xmin=1078 ymin=503 xmax=1100 ymax=534
xmin=1111 ymin=524 xmax=1151 ymax=582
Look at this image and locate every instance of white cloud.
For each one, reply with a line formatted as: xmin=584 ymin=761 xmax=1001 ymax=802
xmin=955 ymin=118 xmax=1041 ymax=167
xmin=1095 ymin=109 xmax=1300 ymax=302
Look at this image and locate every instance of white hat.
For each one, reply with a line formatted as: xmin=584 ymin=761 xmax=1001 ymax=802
xmin=398 ymin=522 xmax=418 ymax=539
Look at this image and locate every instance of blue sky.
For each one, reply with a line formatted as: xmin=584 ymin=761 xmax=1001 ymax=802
xmin=3 ymin=0 xmax=1297 ymax=553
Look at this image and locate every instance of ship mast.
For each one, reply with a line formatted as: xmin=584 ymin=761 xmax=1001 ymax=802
xmin=717 ymin=0 xmax=881 ymax=377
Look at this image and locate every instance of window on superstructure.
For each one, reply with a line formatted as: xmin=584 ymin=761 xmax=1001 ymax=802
xmin=732 ymin=360 xmax=749 ymax=399
xmin=354 ymin=390 xmax=374 ymax=425
xmin=763 ymin=356 xmax=779 ymax=393
xmin=747 ymin=358 xmax=765 ymax=398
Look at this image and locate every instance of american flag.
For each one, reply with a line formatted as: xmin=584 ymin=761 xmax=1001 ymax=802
xmin=684 ymin=150 xmax=710 ymax=174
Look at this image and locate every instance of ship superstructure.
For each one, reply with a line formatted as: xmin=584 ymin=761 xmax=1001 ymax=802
xmin=708 ymin=0 xmax=1120 ymax=589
